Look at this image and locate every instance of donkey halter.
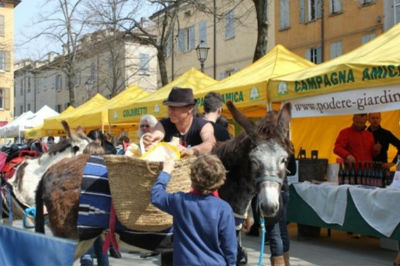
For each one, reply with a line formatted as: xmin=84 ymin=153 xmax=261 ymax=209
xmin=255 ymin=175 xmax=283 ymax=185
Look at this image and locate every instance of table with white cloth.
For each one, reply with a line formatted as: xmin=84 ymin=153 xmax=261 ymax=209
xmin=287 ymin=182 xmax=400 ymax=240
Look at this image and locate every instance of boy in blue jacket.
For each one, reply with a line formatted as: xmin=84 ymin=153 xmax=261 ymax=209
xmin=151 ymin=154 xmax=237 ymax=266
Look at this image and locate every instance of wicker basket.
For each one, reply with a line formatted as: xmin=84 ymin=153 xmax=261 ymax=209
xmin=103 ymin=155 xmax=195 ymax=231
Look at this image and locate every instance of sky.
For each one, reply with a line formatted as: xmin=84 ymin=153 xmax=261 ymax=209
xmin=14 ymin=0 xmax=157 ymax=61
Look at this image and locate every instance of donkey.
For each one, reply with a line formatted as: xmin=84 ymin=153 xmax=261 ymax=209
xmin=35 ymin=101 xmax=293 ymax=264
xmin=6 ymin=121 xmax=91 ymax=210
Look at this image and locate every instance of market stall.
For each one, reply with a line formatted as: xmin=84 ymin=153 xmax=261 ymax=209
xmin=67 ymin=84 xmax=149 ymax=130
xmin=195 ymin=45 xmax=315 ymax=118
xmin=268 ymin=23 xmax=400 ymax=163
xmin=42 ymin=94 xmax=108 ymax=136
xmin=108 ymin=68 xmax=217 ymax=125
xmin=0 ymin=111 xmax=34 ymax=139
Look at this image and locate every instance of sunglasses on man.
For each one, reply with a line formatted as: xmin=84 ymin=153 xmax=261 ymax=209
xmin=140 ymin=124 xmax=150 ymax=128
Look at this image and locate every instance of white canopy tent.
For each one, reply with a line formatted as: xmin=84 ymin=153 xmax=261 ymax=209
xmin=21 ymin=105 xmax=59 ymax=132
xmin=0 ymin=111 xmax=35 ymax=139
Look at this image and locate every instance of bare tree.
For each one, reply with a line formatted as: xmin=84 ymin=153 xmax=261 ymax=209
xmin=252 ymin=0 xmax=269 ymax=62
xmin=28 ymin=0 xmax=89 ymax=106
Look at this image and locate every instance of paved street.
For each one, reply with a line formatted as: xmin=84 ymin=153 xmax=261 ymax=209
xmin=70 ymin=223 xmax=396 ymax=266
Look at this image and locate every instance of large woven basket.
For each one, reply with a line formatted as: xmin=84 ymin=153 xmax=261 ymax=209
xmin=103 ymin=155 xmax=195 ymax=231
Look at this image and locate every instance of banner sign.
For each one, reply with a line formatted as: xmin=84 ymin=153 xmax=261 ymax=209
xmin=287 ymin=85 xmax=400 ymax=118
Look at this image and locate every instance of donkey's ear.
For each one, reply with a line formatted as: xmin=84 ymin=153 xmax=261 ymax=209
xmin=61 ymin=120 xmax=72 ymax=139
xmin=277 ymin=102 xmax=292 ymax=133
xmin=226 ymin=101 xmax=257 ymax=141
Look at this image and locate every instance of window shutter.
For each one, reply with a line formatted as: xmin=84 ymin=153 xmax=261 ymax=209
xmin=316 ymin=47 xmax=322 ymax=63
xmin=188 ymin=26 xmax=195 ymax=51
xmin=4 ymin=87 xmax=9 ymax=110
xmin=225 ymin=10 xmax=235 ymax=39
xmin=178 ymin=29 xmax=184 ymax=52
xmin=305 ymin=48 xmax=311 ymax=61
xmin=4 ymin=51 xmax=10 ymax=72
xmin=316 ymin=0 xmax=322 ymax=19
xmin=299 ymin=0 xmax=305 ymax=23
xmin=199 ymin=21 xmax=207 ymax=44
xmin=335 ymin=0 xmax=342 ymax=13
xmin=0 ymin=15 xmax=4 ymax=36
xmin=280 ymin=0 xmax=290 ymax=29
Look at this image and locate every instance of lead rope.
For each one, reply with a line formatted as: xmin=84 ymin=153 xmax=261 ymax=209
xmin=258 ymin=216 xmax=266 ymax=266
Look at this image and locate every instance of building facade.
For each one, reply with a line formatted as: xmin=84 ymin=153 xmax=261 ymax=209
xmin=14 ymin=32 xmax=158 ymax=116
xmin=0 ymin=0 xmax=19 ymax=126
xmin=274 ymin=0 xmax=398 ymax=64
xmin=152 ymin=0 xmax=275 ymax=82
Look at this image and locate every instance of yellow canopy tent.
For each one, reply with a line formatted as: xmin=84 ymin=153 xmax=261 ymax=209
xmin=196 ymin=45 xmax=315 ymax=118
xmin=109 ymin=68 xmax=216 ymax=124
xmin=43 ymin=94 xmax=108 ymax=135
xmin=268 ymin=24 xmax=400 ymax=163
xmin=67 ymin=84 xmax=149 ymax=130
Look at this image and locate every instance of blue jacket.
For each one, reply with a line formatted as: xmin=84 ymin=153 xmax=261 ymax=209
xmin=151 ymin=171 xmax=237 ymax=266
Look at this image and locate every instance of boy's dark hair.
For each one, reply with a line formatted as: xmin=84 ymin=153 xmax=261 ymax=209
xmin=216 ymin=115 xmax=229 ymax=129
xmin=204 ymin=92 xmax=223 ymax=113
xmin=190 ymin=155 xmax=227 ymax=194
xmin=88 ymin=129 xmax=104 ymax=142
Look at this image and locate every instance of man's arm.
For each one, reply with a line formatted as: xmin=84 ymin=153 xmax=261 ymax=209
xmin=142 ymin=122 xmax=165 ymax=148
xmin=191 ymin=122 xmax=216 ymax=155
xmin=334 ymin=129 xmax=352 ymax=162
xmin=388 ymin=131 xmax=400 ymax=163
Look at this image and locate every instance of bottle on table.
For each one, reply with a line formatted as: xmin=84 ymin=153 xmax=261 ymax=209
xmin=356 ymin=162 xmax=363 ymax=185
xmin=338 ymin=163 xmax=344 ymax=185
xmin=349 ymin=162 xmax=356 ymax=185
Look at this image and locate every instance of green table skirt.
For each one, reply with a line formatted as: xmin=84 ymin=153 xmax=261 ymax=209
xmin=287 ymin=184 xmax=400 ymax=240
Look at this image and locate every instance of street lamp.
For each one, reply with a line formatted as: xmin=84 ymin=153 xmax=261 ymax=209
xmin=195 ymin=40 xmax=210 ymax=73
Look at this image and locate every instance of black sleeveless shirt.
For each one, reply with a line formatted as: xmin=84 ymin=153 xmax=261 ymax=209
xmin=161 ymin=117 xmax=210 ymax=147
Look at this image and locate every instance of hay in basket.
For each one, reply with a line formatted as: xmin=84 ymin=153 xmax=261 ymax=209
xmin=103 ymin=155 xmax=195 ymax=232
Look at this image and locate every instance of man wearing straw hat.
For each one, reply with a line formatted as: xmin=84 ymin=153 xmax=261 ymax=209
xmin=143 ymin=87 xmax=216 ymax=156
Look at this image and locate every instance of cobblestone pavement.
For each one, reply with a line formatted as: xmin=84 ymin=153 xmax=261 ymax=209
xmin=8 ymin=220 xmax=396 ymax=266
xmin=73 ymin=223 xmax=396 ymax=266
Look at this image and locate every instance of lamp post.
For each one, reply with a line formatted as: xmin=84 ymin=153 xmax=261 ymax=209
xmin=195 ymin=40 xmax=210 ymax=73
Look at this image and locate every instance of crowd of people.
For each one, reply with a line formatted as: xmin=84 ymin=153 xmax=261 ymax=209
xmin=4 ymin=87 xmax=399 ymax=266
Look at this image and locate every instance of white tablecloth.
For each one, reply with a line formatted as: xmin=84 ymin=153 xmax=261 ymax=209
xmin=293 ymin=182 xmax=349 ymax=226
xmin=349 ymin=186 xmax=400 ymax=237
xmin=293 ymin=182 xmax=400 ymax=237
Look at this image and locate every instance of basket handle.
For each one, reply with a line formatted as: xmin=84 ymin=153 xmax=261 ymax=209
xmin=139 ymin=135 xmax=146 ymax=155
xmin=146 ymin=161 xmax=160 ymax=176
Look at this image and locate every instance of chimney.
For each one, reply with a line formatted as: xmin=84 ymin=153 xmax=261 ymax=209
xmin=62 ymin=44 xmax=69 ymax=55
xmin=48 ymin=52 xmax=57 ymax=62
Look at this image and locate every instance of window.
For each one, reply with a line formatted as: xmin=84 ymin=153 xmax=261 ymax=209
xmin=20 ymin=79 xmax=23 ymax=95
xmin=0 ymin=51 xmax=4 ymax=71
xmin=362 ymin=33 xmax=375 ymax=44
xmin=300 ymin=0 xmax=321 ymax=23
xmin=27 ymin=103 xmax=30 ymax=111
xmin=178 ymin=26 xmax=195 ymax=52
xmin=108 ymin=56 xmax=114 ymax=73
xmin=330 ymin=41 xmax=343 ymax=59
xmin=75 ymin=70 xmax=81 ymax=85
xmin=199 ymin=21 xmax=207 ymax=44
xmin=280 ymin=0 xmax=290 ymax=29
xmin=166 ymin=35 xmax=172 ymax=58
xmin=395 ymin=0 xmax=400 ymax=24
xmin=27 ymin=77 xmax=31 ymax=93
xmin=139 ymin=53 xmax=150 ymax=75
xmin=360 ymin=0 xmax=373 ymax=5
xmin=0 ymin=51 xmax=10 ymax=71
xmin=330 ymin=0 xmax=342 ymax=14
xmin=306 ymin=47 xmax=322 ymax=64
xmin=64 ymin=103 xmax=69 ymax=109
xmin=0 ymin=15 xmax=4 ymax=36
xmin=0 ymin=88 xmax=3 ymax=109
xmin=20 ymin=105 xmax=23 ymax=115
xmin=219 ymin=68 xmax=240 ymax=80
xmin=225 ymin=10 xmax=235 ymax=39
xmin=57 ymin=104 xmax=62 ymax=113
xmin=55 ymin=74 xmax=62 ymax=91
xmin=90 ymin=62 xmax=95 ymax=82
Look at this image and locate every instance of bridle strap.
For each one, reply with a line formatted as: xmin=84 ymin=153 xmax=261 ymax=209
xmin=255 ymin=175 xmax=283 ymax=185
